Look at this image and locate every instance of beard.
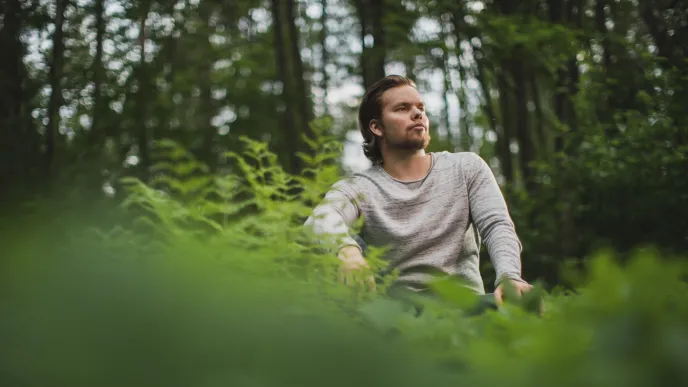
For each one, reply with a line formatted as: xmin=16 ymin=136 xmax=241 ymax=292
xmin=385 ymin=129 xmax=431 ymax=152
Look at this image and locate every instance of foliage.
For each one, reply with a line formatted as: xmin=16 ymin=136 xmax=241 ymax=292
xmin=2 ymin=0 xmax=688 ymax=290
xmin=1 ymin=3 xmax=688 ymax=384
xmin=2 ymin=129 xmax=688 ymax=387
xmin=504 ymin=71 xmax=688 ymax=286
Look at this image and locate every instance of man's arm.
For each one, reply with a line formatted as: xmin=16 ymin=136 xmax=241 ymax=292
xmin=304 ymin=182 xmax=374 ymax=290
xmin=303 ymin=181 xmax=362 ymax=253
xmin=463 ymin=153 xmax=526 ymax=288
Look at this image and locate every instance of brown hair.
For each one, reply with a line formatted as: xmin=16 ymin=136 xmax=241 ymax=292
xmin=358 ymin=75 xmax=417 ymax=165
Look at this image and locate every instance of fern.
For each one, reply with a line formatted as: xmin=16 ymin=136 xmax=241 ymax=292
xmin=5 ymin=122 xmax=688 ymax=387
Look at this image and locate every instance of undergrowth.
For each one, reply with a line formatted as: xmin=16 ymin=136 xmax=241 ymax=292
xmin=2 ymin=117 xmax=687 ymax=387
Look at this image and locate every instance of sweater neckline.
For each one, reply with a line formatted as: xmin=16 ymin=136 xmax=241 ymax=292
xmin=377 ymin=153 xmax=436 ymax=184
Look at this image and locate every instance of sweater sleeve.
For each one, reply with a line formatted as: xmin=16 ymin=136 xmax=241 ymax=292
xmin=462 ymin=153 xmax=525 ymax=287
xmin=303 ymin=179 xmax=362 ymax=253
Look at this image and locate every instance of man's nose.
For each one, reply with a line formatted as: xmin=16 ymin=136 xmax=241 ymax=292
xmin=411 ymin=107 xmax=423 ymax=118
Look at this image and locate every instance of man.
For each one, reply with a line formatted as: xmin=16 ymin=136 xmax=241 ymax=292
xmin=304 ymin=75 xmax=532 ymax=305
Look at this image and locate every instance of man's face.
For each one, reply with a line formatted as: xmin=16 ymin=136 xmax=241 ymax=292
xmin=371 ymin=85 xmax=431 ymax=152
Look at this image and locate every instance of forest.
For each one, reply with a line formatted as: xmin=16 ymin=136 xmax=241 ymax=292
xmin=1 ymin=0 xmax=687 ymax=386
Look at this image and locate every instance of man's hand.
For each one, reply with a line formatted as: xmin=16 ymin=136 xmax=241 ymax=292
xmin=494 ymin=278 xmax=532 ymax=305
xmin=337 ymin=245 xmax=376 ymax=292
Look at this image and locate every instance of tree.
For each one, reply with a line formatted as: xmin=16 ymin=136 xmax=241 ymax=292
xmin=0 ymin=0 xmax=26 ymax=195
xmin=272 ymin=0 xmax=313 ymax=174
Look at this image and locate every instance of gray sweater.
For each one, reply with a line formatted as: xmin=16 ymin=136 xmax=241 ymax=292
xmin=303 ymin=151 xmax=525 ymax=294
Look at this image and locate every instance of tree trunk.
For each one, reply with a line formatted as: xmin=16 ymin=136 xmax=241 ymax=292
xmin=90 ymin=0 xmax=105 ymax=147
xmin=45 ymin=0 xmax=68 ymax=180
xmin=403 ymin=57 xmax=416 ymax=82
xmin=455 ymin=56 xmax=472 ymax=151
xmin=455 ymin=3 xmax=511 ymax=182
xmin=441 ymin=55 xmax=454 ymax=148
xmin=530 ymin=73 xmax=546 ymax=157
xmin=354 ymin=0 xmax=386 ymax=90
xmin=549 ymin=0 xmax=569 ymax=151
xmin=594 ymin=0 xmax=615 ymax=131
xmin=0 ymin=0 xmax=25 ymax=195
xmin=474 ymin=49 xmax=510 ymax=183
xmin=272 ymin=0 xmax=312 ymax=174
xmin=510 ymin=51 xmax=535 ymax=192
xmin=198 ymin=3 xmax=216 ymax=170
xmin=438 ymin=24 xmax=454 ymax=147
xmin=136 ymin=8 xmax=151 ymax=181
xmin=638 ymin=0 xmax=681 ymax=68
xmin=354 ymin=0 xmax=369 ymax=88
xmin=272 ymin=0 xmax=297 ymax=173
xmin=368 ymin=0 xmax=385 ymax=84
xmin=447 ymin=5 xmax=473 ymax=151
xmin=495 ymin=68 xmax=515 ymax=185
xmin=638 ymin=0 xmax=688 ymax=133
xmin=548 ymin=0 xmax=581 ymax=261
xmin=287 ymin=0 xmax=313 ymax=135
xmin=319 ymin=0 xmax=329 ymax=116
xmin=91 ymin=0 xmax=105 ymax=136
xmin=493 ymin=0 xmax=520 ymax=186
xmin=81 ymin=0 xmax=108 ymax=187
xmin=566 ymin=0 xmax=581 ymax=142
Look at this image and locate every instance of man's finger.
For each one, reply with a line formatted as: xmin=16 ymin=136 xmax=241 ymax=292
xmin=494 ymin=287 xmax=503 ymax=305
xmin=518 ymin=283 xmax=533 ymax=297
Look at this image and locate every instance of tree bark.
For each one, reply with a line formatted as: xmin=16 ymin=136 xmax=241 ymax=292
xmin=272 ymin=0 xmax=313 ymax=174
xmin=198 ymin=2 xmax=216 ymax=170
xmin=441 ymin=53 xmax=454 ymax=148
xmin=549 ymin=0 xmax=569 ymax=151
xmin=319 ymin=0 xmax=329 ymax=116
xmin=272 ymin=0 xmax=297 ymax=173
xmin=403 ymin=57 xmax=415 ymax=82
xmin=530 ymin=73 xmax=546 ymax=157
xmin=90 ymin=0 xmax=105 ymax=148
xmin=566 ymin=0 xmax=581 ymax=141
xmin=493 ymin=0 xmax=521 ymax=186
xmin=510 ymin=51 xmax=535 ymax=192
xmin=287 ymin=0 xmax=313 ymax=135
xmin=0 ymin=0 xmax=25 ymax=194
xmin=548 ymin=0 xmax=582 ymax=261
xmin=593 ymin=0 xmax=616 ymax=132
xmin=638 ymin=0 xmax=688 ymax=133
xmin=472 ymin=45 xmax=510 ymax=183
xmin=456 ymin=57 xmax=472 ymax=151
xmin=638 ymin=0 xmax=683 ymax=68
xmin=438 ymin=23 xmax=454 ymax=147
xmin=368 ymin=0 xmax=386 ymax=84
xmin=354 ymin=0 xmax=386 ymax=90
xmin=448 ymin=5 xmax=474 ymax=151
xmin=136 ymin=7 xmax=151 ymax=181
xmin=594 ymin=0 xmax=612 ymax=70
xmin=496 ymin=68 xmax=515 ymax=185
xmin=354 ymin=0 xmax=369 ymax=88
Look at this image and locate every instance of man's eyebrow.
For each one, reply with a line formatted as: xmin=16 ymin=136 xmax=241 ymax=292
xmin=392 ymin=101 xmax=425 ymax=107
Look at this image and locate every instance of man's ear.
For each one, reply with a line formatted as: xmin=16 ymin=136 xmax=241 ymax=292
xmin=369 ymin=119 xmax=383 ymax=138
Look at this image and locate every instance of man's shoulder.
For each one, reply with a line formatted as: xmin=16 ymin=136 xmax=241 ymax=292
xmin=326 ymin=165 xmax=389 ymax=198
xmin=434 ymin=150 xmax=486 ymax=170
xmin=329 ymin=169 xmax=373 ymax=191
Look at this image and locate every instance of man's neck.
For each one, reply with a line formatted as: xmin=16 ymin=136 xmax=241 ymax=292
xmin=380 ymin=150 xmax=432 ymax=181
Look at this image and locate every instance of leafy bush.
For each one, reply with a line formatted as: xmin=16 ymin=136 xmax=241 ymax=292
xmin=504 ymin=85 xmax=688 ymax=287
xmin=1 ymin=120 xmax=687 ymax=387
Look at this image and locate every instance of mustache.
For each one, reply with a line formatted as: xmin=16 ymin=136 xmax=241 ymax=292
xmin=407 ymin=122 xmax=426 ymax=130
